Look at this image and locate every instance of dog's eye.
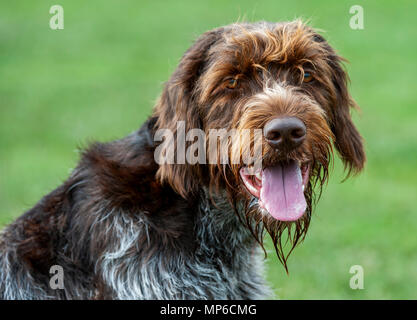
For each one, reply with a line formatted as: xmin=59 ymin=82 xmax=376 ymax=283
xmin=303 ymin=72 xmax=314 ymax=83
xmin=226 ymin=78 xmax=239 ymax=89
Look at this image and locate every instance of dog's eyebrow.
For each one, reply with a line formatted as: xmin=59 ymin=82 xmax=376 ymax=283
xmin=313 ymin=34 xmax=325 ymax=43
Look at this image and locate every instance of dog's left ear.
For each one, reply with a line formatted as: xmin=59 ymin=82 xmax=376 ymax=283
xmin=325 ymin=46 xmax=366 ymax=176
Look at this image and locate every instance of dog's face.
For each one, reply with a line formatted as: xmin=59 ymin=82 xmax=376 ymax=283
xmin=154 ymin=21 xmax=365 ymax=265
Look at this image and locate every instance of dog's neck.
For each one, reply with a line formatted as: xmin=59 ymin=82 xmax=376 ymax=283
xmin=195 ymin=188 xmax=258 ymax=258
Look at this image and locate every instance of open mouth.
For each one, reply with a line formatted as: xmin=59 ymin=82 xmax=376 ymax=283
xmin=239 ymin=160 xmax=310 ymax=221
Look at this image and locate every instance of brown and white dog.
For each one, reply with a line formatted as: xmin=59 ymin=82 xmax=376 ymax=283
xmin=0 ymin=20 xmax=365 ymax=299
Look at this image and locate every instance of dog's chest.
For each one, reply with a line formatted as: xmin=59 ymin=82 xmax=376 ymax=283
xmin=98 ymin=195 xmax=270 ymax=299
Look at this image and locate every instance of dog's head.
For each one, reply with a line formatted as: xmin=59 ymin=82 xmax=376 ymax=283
xmin=153 ymin=21 xmax=365 ymax=266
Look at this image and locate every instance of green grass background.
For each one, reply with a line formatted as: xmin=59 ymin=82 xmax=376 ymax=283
xmin=1 ymin=0 xmax=416 ymax=299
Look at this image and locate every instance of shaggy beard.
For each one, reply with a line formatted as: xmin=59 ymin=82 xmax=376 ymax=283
xmin=210 ymin=157 xmax=331 ymax=272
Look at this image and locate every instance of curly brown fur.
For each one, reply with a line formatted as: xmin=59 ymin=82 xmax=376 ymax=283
xmin=154 ymin=20 xmax=365 ymax=269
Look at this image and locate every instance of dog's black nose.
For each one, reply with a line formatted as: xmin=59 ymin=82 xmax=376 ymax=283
xmin=263 ymin=117 xmax=306 ymax=150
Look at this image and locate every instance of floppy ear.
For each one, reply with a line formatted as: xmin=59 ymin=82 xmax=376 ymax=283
xmin=153 ymin=29 xmax=223 ymax=198
xmin=326 ymin=52 xmax=366 ymax=176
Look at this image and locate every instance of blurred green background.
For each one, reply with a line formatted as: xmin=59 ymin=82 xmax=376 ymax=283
xmin=1 ymin=0 xmax=416 ymax=299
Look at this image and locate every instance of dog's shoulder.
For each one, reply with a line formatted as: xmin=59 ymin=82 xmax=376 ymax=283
xmin=79 ymin=117 xmax=191 ymax=213
xmin=0 ymin=118 xmax=197 ymax=298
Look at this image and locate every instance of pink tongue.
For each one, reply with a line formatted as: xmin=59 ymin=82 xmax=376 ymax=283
xmin=260 ymin=161 xmax=306 ymax=221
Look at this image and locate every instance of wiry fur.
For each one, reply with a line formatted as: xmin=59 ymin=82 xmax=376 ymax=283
xmin=0 ymin=20 xmax=364 ymax=299
xmin=98 ymin=189 xmax=268 ymax=299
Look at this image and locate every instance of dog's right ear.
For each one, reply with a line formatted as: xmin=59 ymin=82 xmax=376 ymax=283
xmin=153 ymin=29 xmax=223 ymax=198
xmin=327 ymin=53 xmax=366 ymax=177
xmin=314 ymin=32 xmax=366 ymax=177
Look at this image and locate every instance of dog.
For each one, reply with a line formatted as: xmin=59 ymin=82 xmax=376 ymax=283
xmin=0 ymin=20 xmax=365 ymax=299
